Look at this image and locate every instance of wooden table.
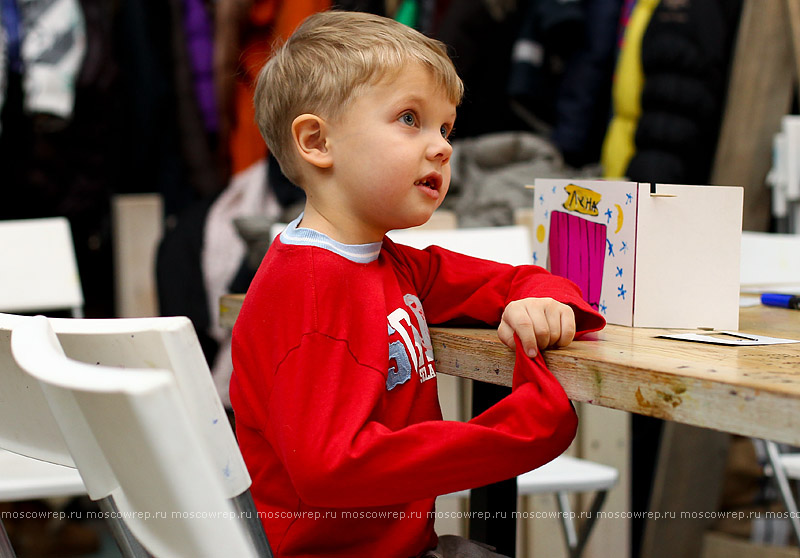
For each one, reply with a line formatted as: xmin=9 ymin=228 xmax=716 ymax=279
xmin=426 ymin=304 xmax=800 ymax=557
xmin=221 ymin=294 xmax=800 ymax=444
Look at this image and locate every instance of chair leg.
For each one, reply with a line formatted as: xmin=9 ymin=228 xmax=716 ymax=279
xmin=231 ymin=490 xmax=274 ymax=557
xmin=765 ymin=441 xmax=800 ymax=545
xmin=97 ymin=497 xmax=152 ymax=558
xmin=0 ymin=520 xmax=17 ymax=558
xmin=555 ymin=490 xmax=608 ymax=558
xmin=574 ymin=490 xmax=608 ymax=558
xmin=555 ymin=492 xmax=578 ymax=554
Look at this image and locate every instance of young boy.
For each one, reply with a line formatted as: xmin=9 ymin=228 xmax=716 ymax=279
xmin=230 ymin=10 xmax=605 ymax=558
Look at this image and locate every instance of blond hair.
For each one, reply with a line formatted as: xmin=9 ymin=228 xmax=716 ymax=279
xmin=254 ymin=10 xmax=464 ymax=184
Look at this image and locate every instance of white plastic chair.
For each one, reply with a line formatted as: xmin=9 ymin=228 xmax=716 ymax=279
xmin=0 ymin=217 xmax=84 ymax=317
xmin=0 ymin=218 xmax=86 ymax=554
xmin=47 ymin=314 xmax=270 ymax=555
xmin=740 ymin=232 xmax=800 ymax=546
xmin=0 ymin=450 xmax=84 ymax=501
xmin=0 ymin=313 xmax=88 ymax=557
xmin=758 ymin=440 xmax=800 ymax=546
xmin=440 ymin=455 xmax=618 ymax=558
xmin=11 ymin=315 xmax=267 ymax=558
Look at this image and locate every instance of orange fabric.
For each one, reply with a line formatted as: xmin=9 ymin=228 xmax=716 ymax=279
xmin=228 ymin=0 xmax=331 ymax=175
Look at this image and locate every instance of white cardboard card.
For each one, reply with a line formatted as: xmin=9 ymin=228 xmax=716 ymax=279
xmin=634 ymin=183 xmax=743 ymax=329
xmin=532 ymin=179 xmax=743 ymax=329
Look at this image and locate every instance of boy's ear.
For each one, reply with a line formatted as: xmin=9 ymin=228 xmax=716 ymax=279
xmin=291 ymin=114 xmax=332 ymax=169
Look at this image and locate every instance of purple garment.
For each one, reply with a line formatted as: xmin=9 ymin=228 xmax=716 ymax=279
xmin=1 ymin=0 xmax=23 ymax=72
xmin=182 ymin=0 xmax=217 ymax=133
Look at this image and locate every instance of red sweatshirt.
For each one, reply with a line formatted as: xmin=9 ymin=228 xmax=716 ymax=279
xmin=230 ymin=219 xmax=605 ymax=557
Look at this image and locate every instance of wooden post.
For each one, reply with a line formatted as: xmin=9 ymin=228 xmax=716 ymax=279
xmin=711 ymin=0 xmax=796 ymax=232
xmin=639 ymin=423 xmax=731 ymax=558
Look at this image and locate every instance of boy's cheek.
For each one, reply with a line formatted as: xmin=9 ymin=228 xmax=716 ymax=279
xmin=439 ymin=177 xmax=451 ymax=200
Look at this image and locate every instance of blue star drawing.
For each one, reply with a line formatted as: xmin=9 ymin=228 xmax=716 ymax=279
xmin=605 ymin=208 xmax=613 ymax=224
xmin=606 ymin=239 xmax=615 ymax=257
xmin=552 ymin=186 xmax=557 ymax=194
xmin=620 ymin=241 xmax=628 ymax=254
xmin=599 ymin=300 xmax=608 ymax=314
xmin=617 ymin=284 xmax=627 ymax=299
xmin=545 ymin=209 xmax=549 ymax=220
xmin=625 ymin=193 xmax=633 ymax=205
xmin=539 ymin=194 xmax=544 ymax=205
xmin=532 ymin=251 xmax=538 ymax=265
xmin=615 ymin=266 xmax=623 ymax=277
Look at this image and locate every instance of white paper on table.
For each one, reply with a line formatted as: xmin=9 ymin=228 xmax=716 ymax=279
xmin=657 ymin=331 xmax=800 ymax=346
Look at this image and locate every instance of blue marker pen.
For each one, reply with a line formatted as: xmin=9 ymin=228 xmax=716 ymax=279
xmin=761 ymin=293 xmax=800 ymax=310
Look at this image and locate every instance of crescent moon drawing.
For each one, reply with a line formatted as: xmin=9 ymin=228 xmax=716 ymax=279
xmin=615 ymin=204 xmax=624 ymax=234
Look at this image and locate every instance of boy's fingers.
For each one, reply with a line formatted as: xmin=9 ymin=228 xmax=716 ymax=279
xmin=513 ymin=313 xmax=539 ymax=357
xmin=531 ymin=309 xmax=553 ymax=355
xmin=558 ymin=307 xmax=577 ymax=346
xmin=497 ymin=320 xmax=516 ymax=349
xmin=543 ymin=308 xmax=562 ymax=348
xmin=499 ymin=303 xmax=538 ymax=356
xmin=499 ymin=299 xmax=577 ymax=357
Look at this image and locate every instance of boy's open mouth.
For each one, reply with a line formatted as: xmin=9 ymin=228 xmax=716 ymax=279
xmin=414 ymin=174 xmax=441 ymax=191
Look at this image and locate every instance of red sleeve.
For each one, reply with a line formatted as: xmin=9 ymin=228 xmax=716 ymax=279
xmin=385 ymin=239 xmax=606 ymax=335
xmin=267 ymin=332 xmax=578 ymax=509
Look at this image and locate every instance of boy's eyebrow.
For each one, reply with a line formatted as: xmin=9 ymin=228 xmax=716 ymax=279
xmin=393 ymin=94 xmax=428 ymax=106
xmin=394 ymin=94 xmax=457 ymax=120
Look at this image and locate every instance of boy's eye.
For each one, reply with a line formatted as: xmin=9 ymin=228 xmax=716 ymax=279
xmin=401 ymin=113 xmax=416 ymax=126
xmin=441 ymin=125 xmax=453 ymax=142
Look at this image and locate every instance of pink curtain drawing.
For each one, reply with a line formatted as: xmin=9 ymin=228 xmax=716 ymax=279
xmin=548 ymin=211 xmax=607 ymax=309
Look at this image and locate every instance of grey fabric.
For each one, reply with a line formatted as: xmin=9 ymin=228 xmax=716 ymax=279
xmin=444 ymin=131 xmax=600 ymax=228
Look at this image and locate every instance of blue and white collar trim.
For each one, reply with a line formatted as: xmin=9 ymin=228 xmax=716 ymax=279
xmin=280 ymin=214 xmax=382 ymax=264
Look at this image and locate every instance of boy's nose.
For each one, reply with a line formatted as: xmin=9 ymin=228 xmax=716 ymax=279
xmin=427 ymin=133 xmax=453 ymax=162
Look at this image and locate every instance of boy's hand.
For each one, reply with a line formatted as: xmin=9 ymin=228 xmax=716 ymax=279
xmin=497 ymin=298 xmax=576 ymax=357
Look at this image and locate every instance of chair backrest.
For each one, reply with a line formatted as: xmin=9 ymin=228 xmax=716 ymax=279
xmin=0 ymin=313 xmax=84 ymax=468
xmin=48 ymin=315 xmax=251 ymax=500
xmin=740 ymin=231 xmax=800 ymax=290
xmin=11 ymin=316 xmax=257 ymax=558
xmin=0 ymin=217 xmax=84 ymax=317
xmin=0 ymin=312 xmax=250 ymax=499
